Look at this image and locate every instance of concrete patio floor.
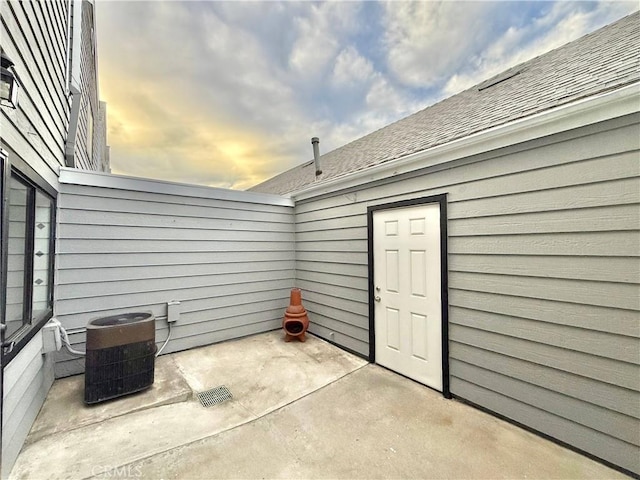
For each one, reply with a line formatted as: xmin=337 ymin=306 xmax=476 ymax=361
xmin=10 ymin=331 xmax=627 ymax=479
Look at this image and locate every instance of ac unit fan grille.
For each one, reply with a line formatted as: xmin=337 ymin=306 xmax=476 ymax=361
xmin=85 ymin=340 xmax=156 ymax=404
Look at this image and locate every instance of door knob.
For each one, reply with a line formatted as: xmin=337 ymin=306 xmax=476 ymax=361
xmin=374 ymin=295 xmax=381 ymax=302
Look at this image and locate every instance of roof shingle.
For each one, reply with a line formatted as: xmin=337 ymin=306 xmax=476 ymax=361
xmin=250 ymin=12 xmax=640 ymax=195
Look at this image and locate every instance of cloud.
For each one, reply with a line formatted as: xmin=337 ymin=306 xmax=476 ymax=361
xmin=442 ymin=1 xmax=640 ymax=95
xmin=289 ymin=2 xmax=362 ymax=79
xmin=97 ymin=1 xmax=304 ymax=189
xmin=331 ymin=46 xmax=375 ymax=86
xmin=102 ymin=77 xmax=277 ymax=190
xmin=382 ymin=1 xmax=498 ymax=88
xmin=96 ymin=1 xmax=637 ymax=191
xmin=97 ymin=0 xmax=387 ymax=188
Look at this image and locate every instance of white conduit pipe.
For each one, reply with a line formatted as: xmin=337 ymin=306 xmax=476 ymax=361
xmin=49 ymin=318 xmax=86 ymax=356
xmin=156 ymin=322 xmax=172 ymax=357
xmin=50 ymin=317 xmax=171 ymax=358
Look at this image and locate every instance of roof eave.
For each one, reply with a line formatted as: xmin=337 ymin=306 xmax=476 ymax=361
xmin=59 ymin=168 xmax=295 ymax=207
xmin=290 ymin=81 xmax=639 ymax=202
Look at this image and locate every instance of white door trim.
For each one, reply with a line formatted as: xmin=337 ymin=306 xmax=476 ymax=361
xmin=367 ymin=194 xmax=450 ymax=398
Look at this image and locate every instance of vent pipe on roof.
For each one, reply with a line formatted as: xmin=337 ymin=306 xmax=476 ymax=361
xmin=311 ymin=137 xmax=322 ymax=176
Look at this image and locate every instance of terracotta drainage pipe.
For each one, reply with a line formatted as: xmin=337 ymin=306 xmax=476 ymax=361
xmin=283 ymin=288 xmax=309 ymax=342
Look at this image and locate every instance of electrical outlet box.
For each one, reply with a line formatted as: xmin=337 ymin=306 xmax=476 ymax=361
xmin=167 ymin=301 xmax=181 ymax=323
xmin=42 ymin=320 xmax=62 ymax=353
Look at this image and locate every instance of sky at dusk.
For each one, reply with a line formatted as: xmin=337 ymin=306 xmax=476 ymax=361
xmin=95 ymin=1 xmax=637 ymax=190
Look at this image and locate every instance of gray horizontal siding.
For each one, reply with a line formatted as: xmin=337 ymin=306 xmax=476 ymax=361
xmin=57 ymin=250 xmax=294 ymax=269
xmin=293 ymin=113 xmax=640 ymax=474
xmin=450 ymin=359 xmax=638 ymax=446
xmin=1 ymin=2 xmax=68 ymax=477
xmin=0 ymin=0 xmax=69 ymax=186
xmin=449 ymin=271 xmax=637 ymax=309
xmin=450 ymin=289 xmax=639 ymax=337
xmin=449 ymin=373 xmax=637 ymax=475
xmin=55 ymin=180 xmax=295 ymax=377
xmin=2 ymin=331 xmax=55 ymax=479
xmin=448 ymin=204 xmax=639 ymax=235
xmin=449 ymin=254 xmax=638 ymax=283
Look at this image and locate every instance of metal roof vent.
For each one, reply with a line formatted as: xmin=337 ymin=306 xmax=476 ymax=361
xmin=312 ymin=137 xmax=322 ymax=176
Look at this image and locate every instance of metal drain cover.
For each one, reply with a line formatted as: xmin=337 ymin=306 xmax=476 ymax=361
xmin=197 ymin=386 xmax=233 ymax=407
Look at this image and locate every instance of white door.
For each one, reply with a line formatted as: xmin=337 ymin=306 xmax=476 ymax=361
xmin=373 ymin=203 xmax=443 ymax=390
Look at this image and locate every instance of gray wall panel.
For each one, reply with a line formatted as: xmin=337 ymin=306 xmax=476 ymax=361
xmin=449 ymin=289 xmax=639 ymax=337
xmin=448 ymin=204 xmax=640 ymax=235
xmin=292 ymin=115 xmax=640 ymax=473
xmin=451 ymin=359 xmax=639 ymax=446
xmin=449 ymin=272 xmax=638 ymax=309
xmin=1 ymin=1 xmax=69 ymax=476
xmin=55 ymin=181 xmax=295 ymax=376
xmin=449 ymin=254 xmax=639 ymax=283
xmin=450 ymin=376 xmax=640 ymax=475
xmin=57 ymin=250 xmax=294 ymax=269
xmin=2 ymin=331 xmax=55 ymax=479
xmin=0 ymin=0 xmax=69 ymax=185
xmin=450 ymin=318 xmax=640 ymax=392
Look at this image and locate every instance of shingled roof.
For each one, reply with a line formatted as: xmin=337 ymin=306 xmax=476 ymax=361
xmin=249 ymin=11 xmax=639 ymax=196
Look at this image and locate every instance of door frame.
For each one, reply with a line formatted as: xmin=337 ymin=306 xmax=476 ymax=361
xmin=367 ymin=194 xmax=450 ymax=398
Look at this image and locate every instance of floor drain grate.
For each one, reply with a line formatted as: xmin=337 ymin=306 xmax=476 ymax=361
xmin=197 ymin=386 xmax=233 ymax=407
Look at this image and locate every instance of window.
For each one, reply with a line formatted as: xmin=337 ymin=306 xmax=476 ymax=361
xmin=5 ymin=175 xmax=29 ymax=338
xmin=1 ymin=149 xmax=56 ymax=361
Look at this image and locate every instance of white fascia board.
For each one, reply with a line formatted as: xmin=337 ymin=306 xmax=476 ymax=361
xmin=58 ymin=168 xmax=294 ymax=207
xmin=291 ymin=82 xmax=640 ymax=201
